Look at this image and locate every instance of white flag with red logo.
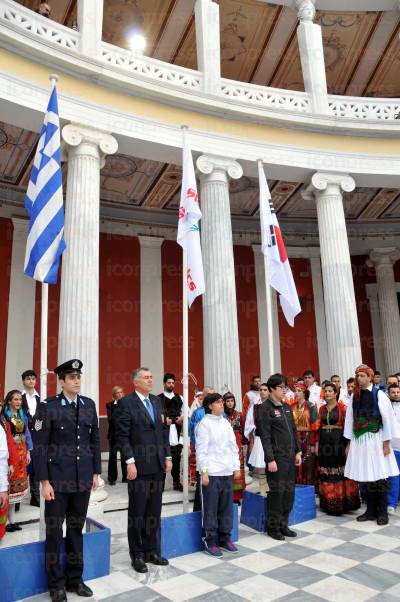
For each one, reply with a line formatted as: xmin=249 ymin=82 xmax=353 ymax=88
xmin=177 ymin=131 xmax=205 ymax=307
xmin=258 ymin=162 xmax=301 ymax=326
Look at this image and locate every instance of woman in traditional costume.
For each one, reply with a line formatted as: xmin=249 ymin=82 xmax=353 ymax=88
xmin=317 ymin=382 xmax=360 ymax=515
xmin=245 ymin=384 xmax=269 ymax=496
xmin=1 ymin=390 xmax=33 ymax=531
xmin=223 ymin=392 xmax=246 ymax=502
xmin=344 ymin=364 xmax=400 ymax=525
xmin=292 ymin=383 xmax=319 ymax=485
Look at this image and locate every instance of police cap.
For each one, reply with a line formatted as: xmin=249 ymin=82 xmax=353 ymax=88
xmin=54 ymin=359 xmax=83 ymax=377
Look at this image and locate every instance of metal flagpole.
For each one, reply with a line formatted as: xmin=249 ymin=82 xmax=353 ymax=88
xmin=39 ymin=281 xmax=49 ymax=539
xmin=182 ymin=249 xmax=190 ymax=513
xmin=263 ymin=255 xmax=275 ymax=377
xmin=258 ymin=160 xmax=275 ymax=377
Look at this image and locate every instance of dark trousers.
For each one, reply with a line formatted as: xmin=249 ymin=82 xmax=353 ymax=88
xmin=171 ymin=444 xmax=182 ymax=485
xmin=108 ymin=439 xmax=127 ymax=483
xmin=365 ymin=479 xmax=388 ymax=519
xmin=128 ymin=473 xmax=163 ymax=558
xmin=193 ymin=472 xmax=202 ymax=512
xmin=201 ymin=475 xmax=233 ymax=547
xmin=45 ymin=490 xmax=91 ymax=591
xmin=29 ymin=468 xmax=40 ymax=502
xmin=267 ymin=458 xmax=296 ymax=533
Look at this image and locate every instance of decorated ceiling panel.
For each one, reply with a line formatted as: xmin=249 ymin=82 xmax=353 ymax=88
xmin=14 ymin=1 xmax=400 ymax=96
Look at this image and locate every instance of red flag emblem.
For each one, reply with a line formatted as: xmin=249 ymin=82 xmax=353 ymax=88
xmin=274 ymin=225 xmax=288 ymax=263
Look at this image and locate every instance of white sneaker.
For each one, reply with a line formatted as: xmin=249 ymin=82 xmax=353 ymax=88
xmin=387 ymin=506 xmax=396 ymax=515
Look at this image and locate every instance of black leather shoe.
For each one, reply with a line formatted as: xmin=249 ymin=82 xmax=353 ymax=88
xmin=267 ymin=531 xmax=285 ymax=541
xmin=13 ymin=523 xmax=22 ymax=531
xmin=281 ymin=527 xmax=297 ymax=537
xmin=145 ymin=553 xmax=169 ymax=566
xmin=122 ymin=478 xmax=128 ymax=483
xmin=377 ymin=515 xmax=389 ymax=526
xmin=131 ymin=557 xmax=148 ymax=573
xmin=66 ymin=582 xmax=93 ymax=597
xmin=108 ymin=481 xmax=116 ymax=486
xmin=357 ymin=512 xmax=376 ymax=522
xmin=5 ymin=523 xmax=16 ymax=532
xmin=50 ymin=588 xmax=67 ymax=602
xmin=30 ymin=497 xmax=40 ymax=507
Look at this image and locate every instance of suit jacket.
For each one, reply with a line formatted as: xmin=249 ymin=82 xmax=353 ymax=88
xmin=115 ymin=391 xmax=170 ymax=476
xmin=33 ymin=393 xmax=102 ymax=493
xmin=106 ymin=400 xmax=118 ymax=441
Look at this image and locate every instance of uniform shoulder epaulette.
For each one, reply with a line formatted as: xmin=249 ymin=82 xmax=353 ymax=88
xmin=79 ymin=395 xmax=94 ymax=403
xmin=43 ymin=396 xmax=59 ymax=404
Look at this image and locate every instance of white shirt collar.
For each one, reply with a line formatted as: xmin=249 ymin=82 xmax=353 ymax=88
xmin=136 ymin=391 xmax=148 ymax=402
xmin=163 ymin=391 xmax=175 ymax=399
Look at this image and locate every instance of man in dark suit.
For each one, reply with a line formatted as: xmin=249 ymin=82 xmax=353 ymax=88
xmin=115 ymin=367 xmax=172 ymax=573
xmin=106 ymin=385 xmax=127 ymax=485
xmin=21 ymin=369 xmax=41 ymax=506
xmin=34 ymin=359 xmax=102 ymax=602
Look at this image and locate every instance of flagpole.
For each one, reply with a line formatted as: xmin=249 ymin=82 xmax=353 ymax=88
xmin=258 ymin=160 xmax=275 ymax=377
xmin=263 ymin=255 xmax=275 ymax=376
xmin=182 ymin=248 xmax=190 ymax=513
xmin=39 ymin=282 xmax=48 ymax=539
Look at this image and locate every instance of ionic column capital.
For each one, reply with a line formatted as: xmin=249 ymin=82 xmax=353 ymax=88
xmin=62 ymin=123 xmax=118 ymax=161
xmin=295 ymin=0 xmax=316 ymax=22
xmin=367 ymin=247 xmax=400 ymax=269
xmin=307 ymin=172 xmax=356 ymax=196
xmin=196 ymin=154 xmax=243 ymax=183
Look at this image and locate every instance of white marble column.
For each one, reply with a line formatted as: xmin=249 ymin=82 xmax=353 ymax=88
xmin=309 ymin=172 xmax=362 ymax=379
xmin=139 ymin=236 xmax=164 ymax=393
xmin=367 ymin=248 xmax=400 ymax=375
xmin=295 ymin=0 xmax=329 ymax=114
xmin=309 ymin=255 xmax=330 ymax=380
xmin=195 ymin=0 xmax=221 ymax=94
xmin=5 ymin=218 xmax=36 ymax=392
xmin=59 ymin=124 xmax=118 ymax=407
xmin=77 ymin=0 xmax=104 ymax=58
xmin=197 ymin=155 xmax=242 ymax=401
xmin=252 ymin=245 xmax=281 ymax=379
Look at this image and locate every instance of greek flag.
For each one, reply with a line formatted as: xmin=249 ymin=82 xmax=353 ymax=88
xmin=24 ymin=81 xmax=66 ymax=283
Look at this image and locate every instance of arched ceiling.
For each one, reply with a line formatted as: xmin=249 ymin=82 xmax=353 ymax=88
xmin=6 ymin=1 xmax=400 ymax=233
xmin=17 ymin=0 xmax=400 ymax=96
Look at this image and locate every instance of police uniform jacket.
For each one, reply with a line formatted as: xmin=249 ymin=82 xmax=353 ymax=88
xmin=257 ymin=397 xmax=299 ymax=464
xmin=33 ymin=393 xmax=102 ymax=492
xmin=115 ymin=392 xmax=170 ymax=476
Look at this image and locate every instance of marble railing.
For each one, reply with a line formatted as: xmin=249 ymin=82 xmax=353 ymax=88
xmin=1 ymin=0 xmax=399 ymax=124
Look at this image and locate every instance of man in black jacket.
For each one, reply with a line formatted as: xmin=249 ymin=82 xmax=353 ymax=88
xmin=257 ymin=373 xmax=301 ymax=541
xmin=34 ymin=359 xmax=101 ymax=602
xmin=106 ymin=385 xmax=127 ymax=484
xmin=21 ymin=369 xmax=41 ymax=506
xmin=115 ymin=367 xmax=172 ymax=574
xmin=158 ymin=373 xmax=183 ymax=491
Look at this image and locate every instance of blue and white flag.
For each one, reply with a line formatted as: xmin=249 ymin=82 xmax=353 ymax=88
xmin=24 ymin=81 xmax=66 ymax=283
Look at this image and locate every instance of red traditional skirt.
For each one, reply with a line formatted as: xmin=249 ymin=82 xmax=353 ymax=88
xmin=233 ymin=447 xmax=246 ymax=502
xmin=0 ymin=497 xmax=8 ymax=539
xmin=8 ymin=437 xmax=29 ymax=504
xmin=189 ymin=443 xmax=197 ymax=487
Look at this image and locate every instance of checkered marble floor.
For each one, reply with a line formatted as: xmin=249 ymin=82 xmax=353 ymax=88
xmin=22 ymin=508 xmax=400 ymax=602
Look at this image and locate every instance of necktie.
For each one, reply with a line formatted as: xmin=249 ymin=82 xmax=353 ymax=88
xmin=144 ymin=398 xmax=155 ymax=422
xmin=71 ymin=400 xmax=77 ymax=410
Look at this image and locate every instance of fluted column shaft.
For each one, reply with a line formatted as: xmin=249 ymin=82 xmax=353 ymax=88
xmin=368 ymin=248 xmax=400 ymax=375
xmin=60 ymin=124 xmax=118 ymax=407
xmin=310 ymin=172 xmax=362 ymax=379
xmin=197 ymin=155 xmax=242 ymax=402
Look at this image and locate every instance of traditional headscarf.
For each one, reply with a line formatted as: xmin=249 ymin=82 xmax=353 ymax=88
xmin=295 ymin=383 xmax=307 ymax=392
xmin=354 ymin=364 xmax=374 ymax=399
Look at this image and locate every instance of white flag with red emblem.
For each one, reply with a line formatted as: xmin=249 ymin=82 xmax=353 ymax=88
xmin=177 ymin=131 xmax=205 ymax=307
xmin=258 ymin=162 xmax=301 ymax=326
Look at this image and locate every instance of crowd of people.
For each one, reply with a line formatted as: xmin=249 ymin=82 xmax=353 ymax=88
xmin=0 ymin=362 xmax=399 ymax=601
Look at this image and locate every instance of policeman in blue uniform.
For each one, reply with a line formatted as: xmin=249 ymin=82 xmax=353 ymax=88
xmin=34 ymin=359 xmax=102 ymax=602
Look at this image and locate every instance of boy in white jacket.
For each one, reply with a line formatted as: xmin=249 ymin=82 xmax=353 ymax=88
xmin=196 ymin=393 xmax=240 ymax=557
